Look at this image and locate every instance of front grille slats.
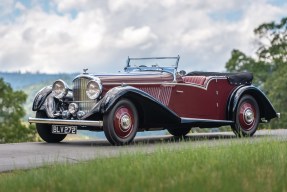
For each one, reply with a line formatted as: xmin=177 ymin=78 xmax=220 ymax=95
xmin=73 ymin=77 xmax=96 ymax=113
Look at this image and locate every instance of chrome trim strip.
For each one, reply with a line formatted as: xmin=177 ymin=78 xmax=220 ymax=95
xmin=28 ymin=117 xmax=103 ymax=127
xmin=72 ymin=74 xmax=98 ymax=82
xmin=103 ymin=82 xmax=168 ymax=85
xmin=103 ymin=77 xmax=227 ymax=90
xmin=181 ymin=117 xmax=234 ymax=124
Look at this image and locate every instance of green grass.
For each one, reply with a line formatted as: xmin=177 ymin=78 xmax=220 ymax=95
xmin=0 ymin=139 xmax=287 ymax=192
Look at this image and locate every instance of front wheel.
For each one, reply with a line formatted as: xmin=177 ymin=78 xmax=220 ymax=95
xmin=36 ymin=111 xmax=67 ymax=143
xmin=231 ymin=95 xmax=260 ymax=137
xmin=103 ymin=99 xmax=139 ymax=145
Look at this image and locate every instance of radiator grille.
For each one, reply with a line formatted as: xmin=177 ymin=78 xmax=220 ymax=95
xmin=73 ymin=77 xmax=96 ymax=113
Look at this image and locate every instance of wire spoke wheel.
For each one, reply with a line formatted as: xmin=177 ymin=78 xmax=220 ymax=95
xmin=103 ymin=99 xmax=138 ymax=145
xmin=232 ymin=95 xmax=260 ymax=137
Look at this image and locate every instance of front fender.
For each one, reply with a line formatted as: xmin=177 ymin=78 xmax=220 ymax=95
xmin=99 ymin=85 xmax=181 ymax=127
xmin=32 ymin=86 xmax=52 ymax=111
xmin=228 ymin=85 xmax=277 ymax=122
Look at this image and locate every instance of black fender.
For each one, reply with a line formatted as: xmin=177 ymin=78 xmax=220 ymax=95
xmin=32 ymin=86 xmax=52 ymax=111
xmin=98 ymin=86 xmax=181 ymax=128
xmin=227 ymin=85 xmax=277 ymax=122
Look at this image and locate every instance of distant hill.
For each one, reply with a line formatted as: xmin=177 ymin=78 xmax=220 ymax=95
xmin=0 ymin=72 xmax=78 ymax=119
xmin=0 ymin=72 xmax=77 ymax=90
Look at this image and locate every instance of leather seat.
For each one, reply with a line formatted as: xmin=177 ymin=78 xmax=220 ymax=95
xmin=182 ymin=76 xmax=206 ymax=86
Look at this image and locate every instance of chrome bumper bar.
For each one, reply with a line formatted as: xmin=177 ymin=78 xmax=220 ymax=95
xmin=28 ymin=117 xmax=103 ymax=127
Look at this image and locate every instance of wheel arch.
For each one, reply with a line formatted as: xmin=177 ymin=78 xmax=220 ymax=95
xmin=100 ymin=86 xmax=181 ymax=128
xmin=227 ymin=85 xmax=277 ymax=122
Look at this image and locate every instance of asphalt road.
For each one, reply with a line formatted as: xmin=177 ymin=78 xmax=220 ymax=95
xmin=0 ymin=129 xmax=287 ymax=173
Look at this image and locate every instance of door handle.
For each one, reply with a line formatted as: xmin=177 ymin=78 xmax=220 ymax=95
xmin=176 ymin=90 xmax=184 ymax=93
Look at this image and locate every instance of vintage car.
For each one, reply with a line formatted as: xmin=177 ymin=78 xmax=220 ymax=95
xmin=28 ymin=56 xmax=279 ymax=145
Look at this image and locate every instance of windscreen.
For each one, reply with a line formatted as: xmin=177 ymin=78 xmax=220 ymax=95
xmin=127 ymin=57 xmax=179 ymax=68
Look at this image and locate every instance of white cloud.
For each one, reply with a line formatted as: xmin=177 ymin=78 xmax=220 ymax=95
xmin=52 ymin=0 xmax=88 ymax=12
xmin=115 ymin=26 xmax=157 ymax=49
xmin=15 ymin=2 xmax=26 ymax=11
xmin=0 ymin=0 xmax=14 ymax=17
xmin=0 ymin=8 xmax=106 ymax=73
xmin=108 ymin=0 xmax=153 ymax=12
xmin=0 ymin=0 xmax=286 ymax=73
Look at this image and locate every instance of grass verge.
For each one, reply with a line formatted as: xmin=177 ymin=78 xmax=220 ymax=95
xmin=0 ymin=139 xmax=286 ymax=192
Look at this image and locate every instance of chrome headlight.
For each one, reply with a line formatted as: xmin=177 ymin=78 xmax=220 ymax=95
xmin=86 ymin=79 xmax=102 ymax=99
xmin=52 ymin=80 xmax=69 ymax=99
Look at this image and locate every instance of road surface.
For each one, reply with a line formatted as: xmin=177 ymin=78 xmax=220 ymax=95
xmin=0 ymin=129 xmax=287 ymax=173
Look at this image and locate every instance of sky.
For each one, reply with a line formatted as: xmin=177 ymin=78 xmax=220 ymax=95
xmin=0 ymin=0 xmax=286 ymax=74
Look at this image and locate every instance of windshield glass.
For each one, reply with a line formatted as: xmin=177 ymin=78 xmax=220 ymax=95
xmin=127 ymin=57 xmax=179 ymax=69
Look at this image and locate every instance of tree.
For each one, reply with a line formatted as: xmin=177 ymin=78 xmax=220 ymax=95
xmin=0 ymin=78 xmax=36 ymax=143
xmin=255 ymin=17 xmax=287 ymax=69
xmin=264 ymin=65 xmax=287 ymax=128
xmin=225 ymin=17 xmax=287 ymax=128
xmin=225 ymin=49 xmax=270 ymax=87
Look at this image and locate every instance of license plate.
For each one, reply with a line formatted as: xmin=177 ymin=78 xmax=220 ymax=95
xmin=52 ymin=125 xmax=77 ymax=134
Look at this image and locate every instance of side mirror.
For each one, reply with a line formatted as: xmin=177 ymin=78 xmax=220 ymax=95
xmin=179 ymin=70 xmax=186 ymax=76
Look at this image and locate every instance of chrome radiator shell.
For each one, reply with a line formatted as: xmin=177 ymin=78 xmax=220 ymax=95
xmin=73 ymin=77 xmax=96 ymax=113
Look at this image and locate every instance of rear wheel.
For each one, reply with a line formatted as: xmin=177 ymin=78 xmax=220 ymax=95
xmin=103 ymin=99 xmax=138 ymax=145
xmin=167 ymin=127 xmax=191 ymax=137
xmin=36 ymin=111 xmax=67 ymax=143
xmin=231 ymin=95 xmax=260 ymax=137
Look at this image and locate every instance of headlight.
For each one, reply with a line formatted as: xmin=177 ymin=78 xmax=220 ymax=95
xmin=86 ymin=79 xmax=102 ymax=99
xmin=52 ymin=80 xmax=69 ymax=99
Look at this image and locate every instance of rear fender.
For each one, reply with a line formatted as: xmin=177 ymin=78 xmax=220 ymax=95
xmin=227 ymin=85 xmax=277 ymax=122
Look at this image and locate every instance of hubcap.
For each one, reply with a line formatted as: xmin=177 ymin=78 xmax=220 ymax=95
xmin=120 ymin=114 xmax=131 ymax=130
xmin=239 ymin=102 xmax=256 ymax=131
xmin=244 ymin=109 xmax=254 ymax=124
xmin=113 ymin=106 xmax=134 ymax=139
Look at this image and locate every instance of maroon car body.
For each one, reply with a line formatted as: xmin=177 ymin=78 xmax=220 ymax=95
xmin=29 ymin=56 xmax=279 ymax=145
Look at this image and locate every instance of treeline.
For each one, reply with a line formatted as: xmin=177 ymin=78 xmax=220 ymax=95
xmin=0 ymin=78 xmax=36 ymax=143
xmin=225 ymin=17 xmax=286 ymax=128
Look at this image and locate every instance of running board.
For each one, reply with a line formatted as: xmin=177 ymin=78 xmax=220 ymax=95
xmin=181 ymin=118 xmax=234 ymax=128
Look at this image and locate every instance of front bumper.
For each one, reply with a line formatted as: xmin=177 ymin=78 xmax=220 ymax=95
xmin=28 ymin=117 xmax=103 ymax=127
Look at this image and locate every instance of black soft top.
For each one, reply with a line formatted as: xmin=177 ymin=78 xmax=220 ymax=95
xmin=186 ymin=71 xmax=253 ymax=85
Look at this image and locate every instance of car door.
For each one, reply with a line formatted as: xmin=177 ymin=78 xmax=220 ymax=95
xmin=168 ymin=77 xmax=219 ymax=119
